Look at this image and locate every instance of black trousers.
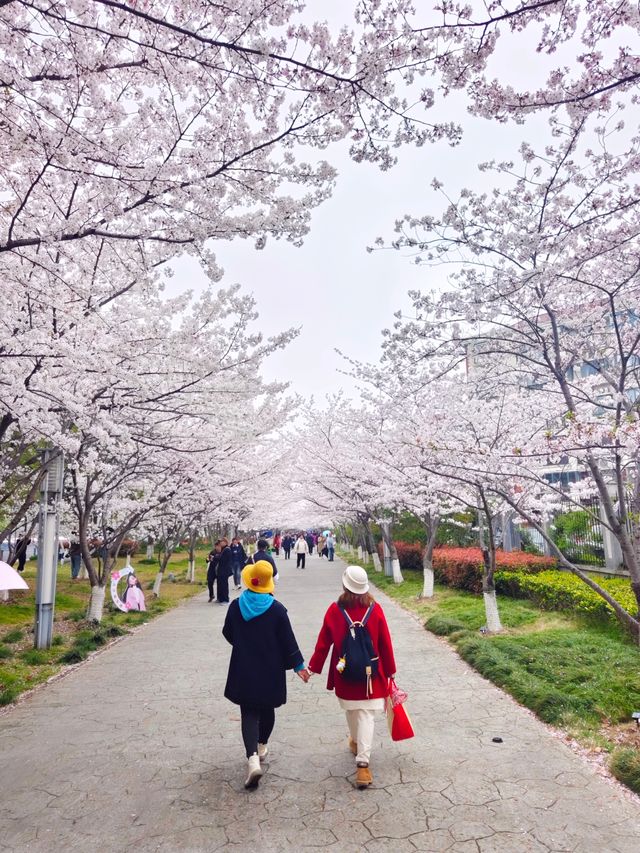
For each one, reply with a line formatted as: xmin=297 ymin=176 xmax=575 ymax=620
xmin=296 ymin=553 xmax=306 ymax=569
xmin=207 ymin=568 xmax=216 ymax=600
xmin=217 ymin=570 xmax=229 ymax=603
xmin=240 ymin=705 xmax=275 ymax=758
xmin=283 ymin=548 xmax=291 ymax=559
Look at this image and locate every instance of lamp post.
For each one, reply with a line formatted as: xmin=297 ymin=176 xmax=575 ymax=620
xmin=34 ymin=449 xmax=64 ymax=649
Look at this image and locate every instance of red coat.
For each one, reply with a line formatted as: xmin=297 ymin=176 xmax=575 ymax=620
xmin=309 ymin=601 xmax=396 ymax=700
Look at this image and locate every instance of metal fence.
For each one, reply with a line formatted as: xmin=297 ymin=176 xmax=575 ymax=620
xmin=551 ymin=496 xmax=605 ymax=567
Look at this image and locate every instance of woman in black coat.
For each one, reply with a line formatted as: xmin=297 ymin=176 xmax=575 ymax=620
xmin=222 ymin=560 xmax=310 ymax=788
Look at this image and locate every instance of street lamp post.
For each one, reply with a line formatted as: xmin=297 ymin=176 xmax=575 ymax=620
xmin=34 ymin=449 xmax=64 ymax=649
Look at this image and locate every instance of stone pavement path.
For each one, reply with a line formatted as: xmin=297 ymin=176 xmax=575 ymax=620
xmin=1 ymin=553 xmax=639 ymax=852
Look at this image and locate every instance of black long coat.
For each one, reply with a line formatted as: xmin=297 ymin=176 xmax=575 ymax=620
xmin=222 ymin=599 xmax=304 ymax=708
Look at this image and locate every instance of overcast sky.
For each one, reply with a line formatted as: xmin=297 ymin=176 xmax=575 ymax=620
xmin=167 ymin=3 xmax=578 ymax=401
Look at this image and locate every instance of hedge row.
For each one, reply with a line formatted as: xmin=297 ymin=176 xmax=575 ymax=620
xmin=495 ymin=570 xmax=637 ymax=622
xmin=380 ymin=542 xmax=556 ymax=592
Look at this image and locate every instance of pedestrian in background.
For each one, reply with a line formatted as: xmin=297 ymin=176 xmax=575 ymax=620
xmin=305 ymin=532 xmax=314 ymax=555
xmin=69 ymin=534 xmax=82 ymax=580
xmin=217 ymin=537 xmax=233 ymax=604
xmin=326 ymin=532 xmax=336 ymax=562
xmin=294 ymin=533 xmax=309 ymax=569
xmin=246 ymin=538 xmax=278 ymax=579
xmin=230 ymin=537 xmax=246 ymax=590
xmin=309 ymin=566 xmax=396 ymax=789
xmin=207 ymin=541 xmax=221 ymax=602
xmin=222 ymin=560 xmax=310 ymax=789
xmin=282 ymin=534 xmax=293 ymax=560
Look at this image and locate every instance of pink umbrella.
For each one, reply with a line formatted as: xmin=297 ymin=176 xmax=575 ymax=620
xmin=0 ymin=560 xmax=29 ymax=591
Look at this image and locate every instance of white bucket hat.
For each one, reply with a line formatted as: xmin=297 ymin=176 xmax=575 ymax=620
xmin=342 ymin=565 xmax=369 ymax=595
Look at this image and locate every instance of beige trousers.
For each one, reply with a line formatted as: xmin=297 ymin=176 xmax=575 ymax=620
xmin=345 ymin=708 xmax=376 ymax=766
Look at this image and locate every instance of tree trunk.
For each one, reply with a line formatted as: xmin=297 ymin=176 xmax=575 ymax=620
xmin=0 ymin=589 xmax=9 ymax=602
xmin=187 ymin=528 xmax=197 ymax=582
xmin=86 ymin=585 xmax=106 ymax=622
xmin=153 ymin=571 xmax=164 ymax=597
xmin=419 ymin=513 xmax=440 ymax=599
xmin=146 ymin=539 xmax=154 ymax=560
xmin=479 ymin=491 xmax=503 ymax=633
xmin=483 ymin=590 xmax=502 ymax=633
xmin=379 ymin=523 xmax=404 ymax=583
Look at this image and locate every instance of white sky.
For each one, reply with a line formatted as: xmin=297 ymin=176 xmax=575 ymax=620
xmin=166 ymin=3 xmax=592 ymax=400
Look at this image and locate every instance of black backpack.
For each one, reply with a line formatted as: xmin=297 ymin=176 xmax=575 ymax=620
xmin=339 ymin=604 xmax=379 ymax=694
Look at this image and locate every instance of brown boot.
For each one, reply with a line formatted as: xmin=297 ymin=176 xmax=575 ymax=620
xmin=348 ymin=737 xmax=357 ymax=756
xmin=356 ymin=764 xmax=372 ymax=789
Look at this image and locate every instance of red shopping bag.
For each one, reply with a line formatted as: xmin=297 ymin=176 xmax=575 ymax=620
xmin=386 ymin=678 xmax=415 ymax=741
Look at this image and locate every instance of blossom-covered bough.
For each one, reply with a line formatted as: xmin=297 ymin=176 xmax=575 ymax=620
xmin=378 ymin=115 xmax=640 ymax=639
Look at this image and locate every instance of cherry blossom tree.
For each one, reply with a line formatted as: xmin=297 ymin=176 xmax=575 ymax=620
xmin=381 ymin=119 xmax=640 ymax=638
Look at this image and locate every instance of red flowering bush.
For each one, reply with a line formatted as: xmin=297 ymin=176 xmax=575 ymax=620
xmin=376 ymin=541 xmax=423 ymax=571
xmin=433 ymin=547 xmax=555 ymax=592
xmin=379 ymin=542 xmax=556 ymax=592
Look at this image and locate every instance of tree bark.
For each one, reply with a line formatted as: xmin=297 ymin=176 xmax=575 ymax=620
xmin=419 ymin=513 xmax=440 ymax=599
xmin=86 ymin=585 xmax=106 ymax=622
xmin=479 ymin=490 xmax=503 ymax=633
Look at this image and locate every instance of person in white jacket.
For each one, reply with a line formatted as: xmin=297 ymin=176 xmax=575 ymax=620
xmin=294 ymin=534 xmax=309 ymax=570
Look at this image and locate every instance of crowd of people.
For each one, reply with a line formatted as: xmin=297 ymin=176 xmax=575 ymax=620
xmin=206 ymin=531 xmax=336 ymax=602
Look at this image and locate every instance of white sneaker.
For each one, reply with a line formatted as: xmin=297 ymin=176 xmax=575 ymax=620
xmin=244 ymin=753 xmax=263 ymax=789
xmin=258 ymin=743 xmax=269 ymax=760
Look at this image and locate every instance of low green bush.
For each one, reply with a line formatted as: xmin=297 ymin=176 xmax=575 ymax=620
xmin=59 ymin=648 xmax=88 ymax=664
xmin=495 ymin=569 xmax=637 ymax=623
xmin=3 ymin=628 xmax=24 ymax=644
xmin=425 ymin=614 xmax=466 ymax=636
xmin=0 ymin=685 xmax=20 ymax=705
xmin=20 ymin=649 xmax=49 ymax=665
xmin=609 ymin=747 xmax=640 ymax=795
xmin=51 ymin=635 xmax=64 ymax=646
xmin=0 ymin=645 xmax=13 ymax=660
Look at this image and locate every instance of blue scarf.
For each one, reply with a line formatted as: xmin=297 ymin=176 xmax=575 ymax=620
xmin=238 ymin=589 xmax=275 ymax=621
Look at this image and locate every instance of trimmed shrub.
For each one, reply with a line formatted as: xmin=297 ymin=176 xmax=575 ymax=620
xmin=495 ymin=569 xmax=637 ymax=622
xmin=425 ymin=614 xmax=467 ymax=636
xmin=610 ymin=748 xmax=640 ymax=795
xmin=433 ymin=547 xmax=555 ymax=593
xmin=0 ymin=645 xmax=13 ymax=660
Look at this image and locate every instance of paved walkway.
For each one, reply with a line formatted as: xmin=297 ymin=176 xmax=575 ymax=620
xmin=1 ymin=554 xmax=639 ymax=852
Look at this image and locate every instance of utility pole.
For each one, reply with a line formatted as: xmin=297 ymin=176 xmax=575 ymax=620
xmin=34 ymin=449 xmax=64 ymax=649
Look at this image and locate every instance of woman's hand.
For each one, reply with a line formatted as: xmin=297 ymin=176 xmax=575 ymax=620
xmin=296 ymin=668 xmax=311 ymax=683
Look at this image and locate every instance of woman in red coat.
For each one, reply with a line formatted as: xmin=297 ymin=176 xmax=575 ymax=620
xmin=309 ymin=565 xmax=396 ymax=788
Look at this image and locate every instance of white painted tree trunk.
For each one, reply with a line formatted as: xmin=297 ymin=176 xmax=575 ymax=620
xmin=153 ymin=571 xmax=163 ymax=597
xmin=187 ymin=560 xmax=195 ymax=583
xmin=87 ymin=586 xmax=106 ymax=622
xmin=79 ymin=563 xmax=88 ymax=580
xmin=392 ymin=558 xmax=404 ymax=584
xmin=422 ymin=566 xmax=434 ymax=598
xmin=146 ymin=543 xmax=153 ymax=560
xmin=372 ymin=552 xmax=382 ymax=572
xmin=0 ymin=589 xmax=9 ymax=602
xmin=357 ymin=546 xmax=363 ymax=561
xmin=483 ymin=590 xmax=503 ymax=633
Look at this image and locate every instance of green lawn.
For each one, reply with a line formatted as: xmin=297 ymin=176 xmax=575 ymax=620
xmin=0 ymin=548 xmax=209 ymax=706
xmin=348 ymin=555 xmax=640 ymax=796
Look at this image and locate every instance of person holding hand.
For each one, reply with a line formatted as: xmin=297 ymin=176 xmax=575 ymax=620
xmin=308 ymin=565 xmax=396 ymax=789
xmin=222 ymin=560 xmax=310 ymax=789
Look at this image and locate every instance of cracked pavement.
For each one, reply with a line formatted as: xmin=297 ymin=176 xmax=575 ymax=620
xmin=1 ymin=554 xmax=639 ymax=852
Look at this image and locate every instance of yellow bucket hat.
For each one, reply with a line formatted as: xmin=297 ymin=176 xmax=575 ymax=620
xmin=241 ymin=560 xmax=275 ymax=595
